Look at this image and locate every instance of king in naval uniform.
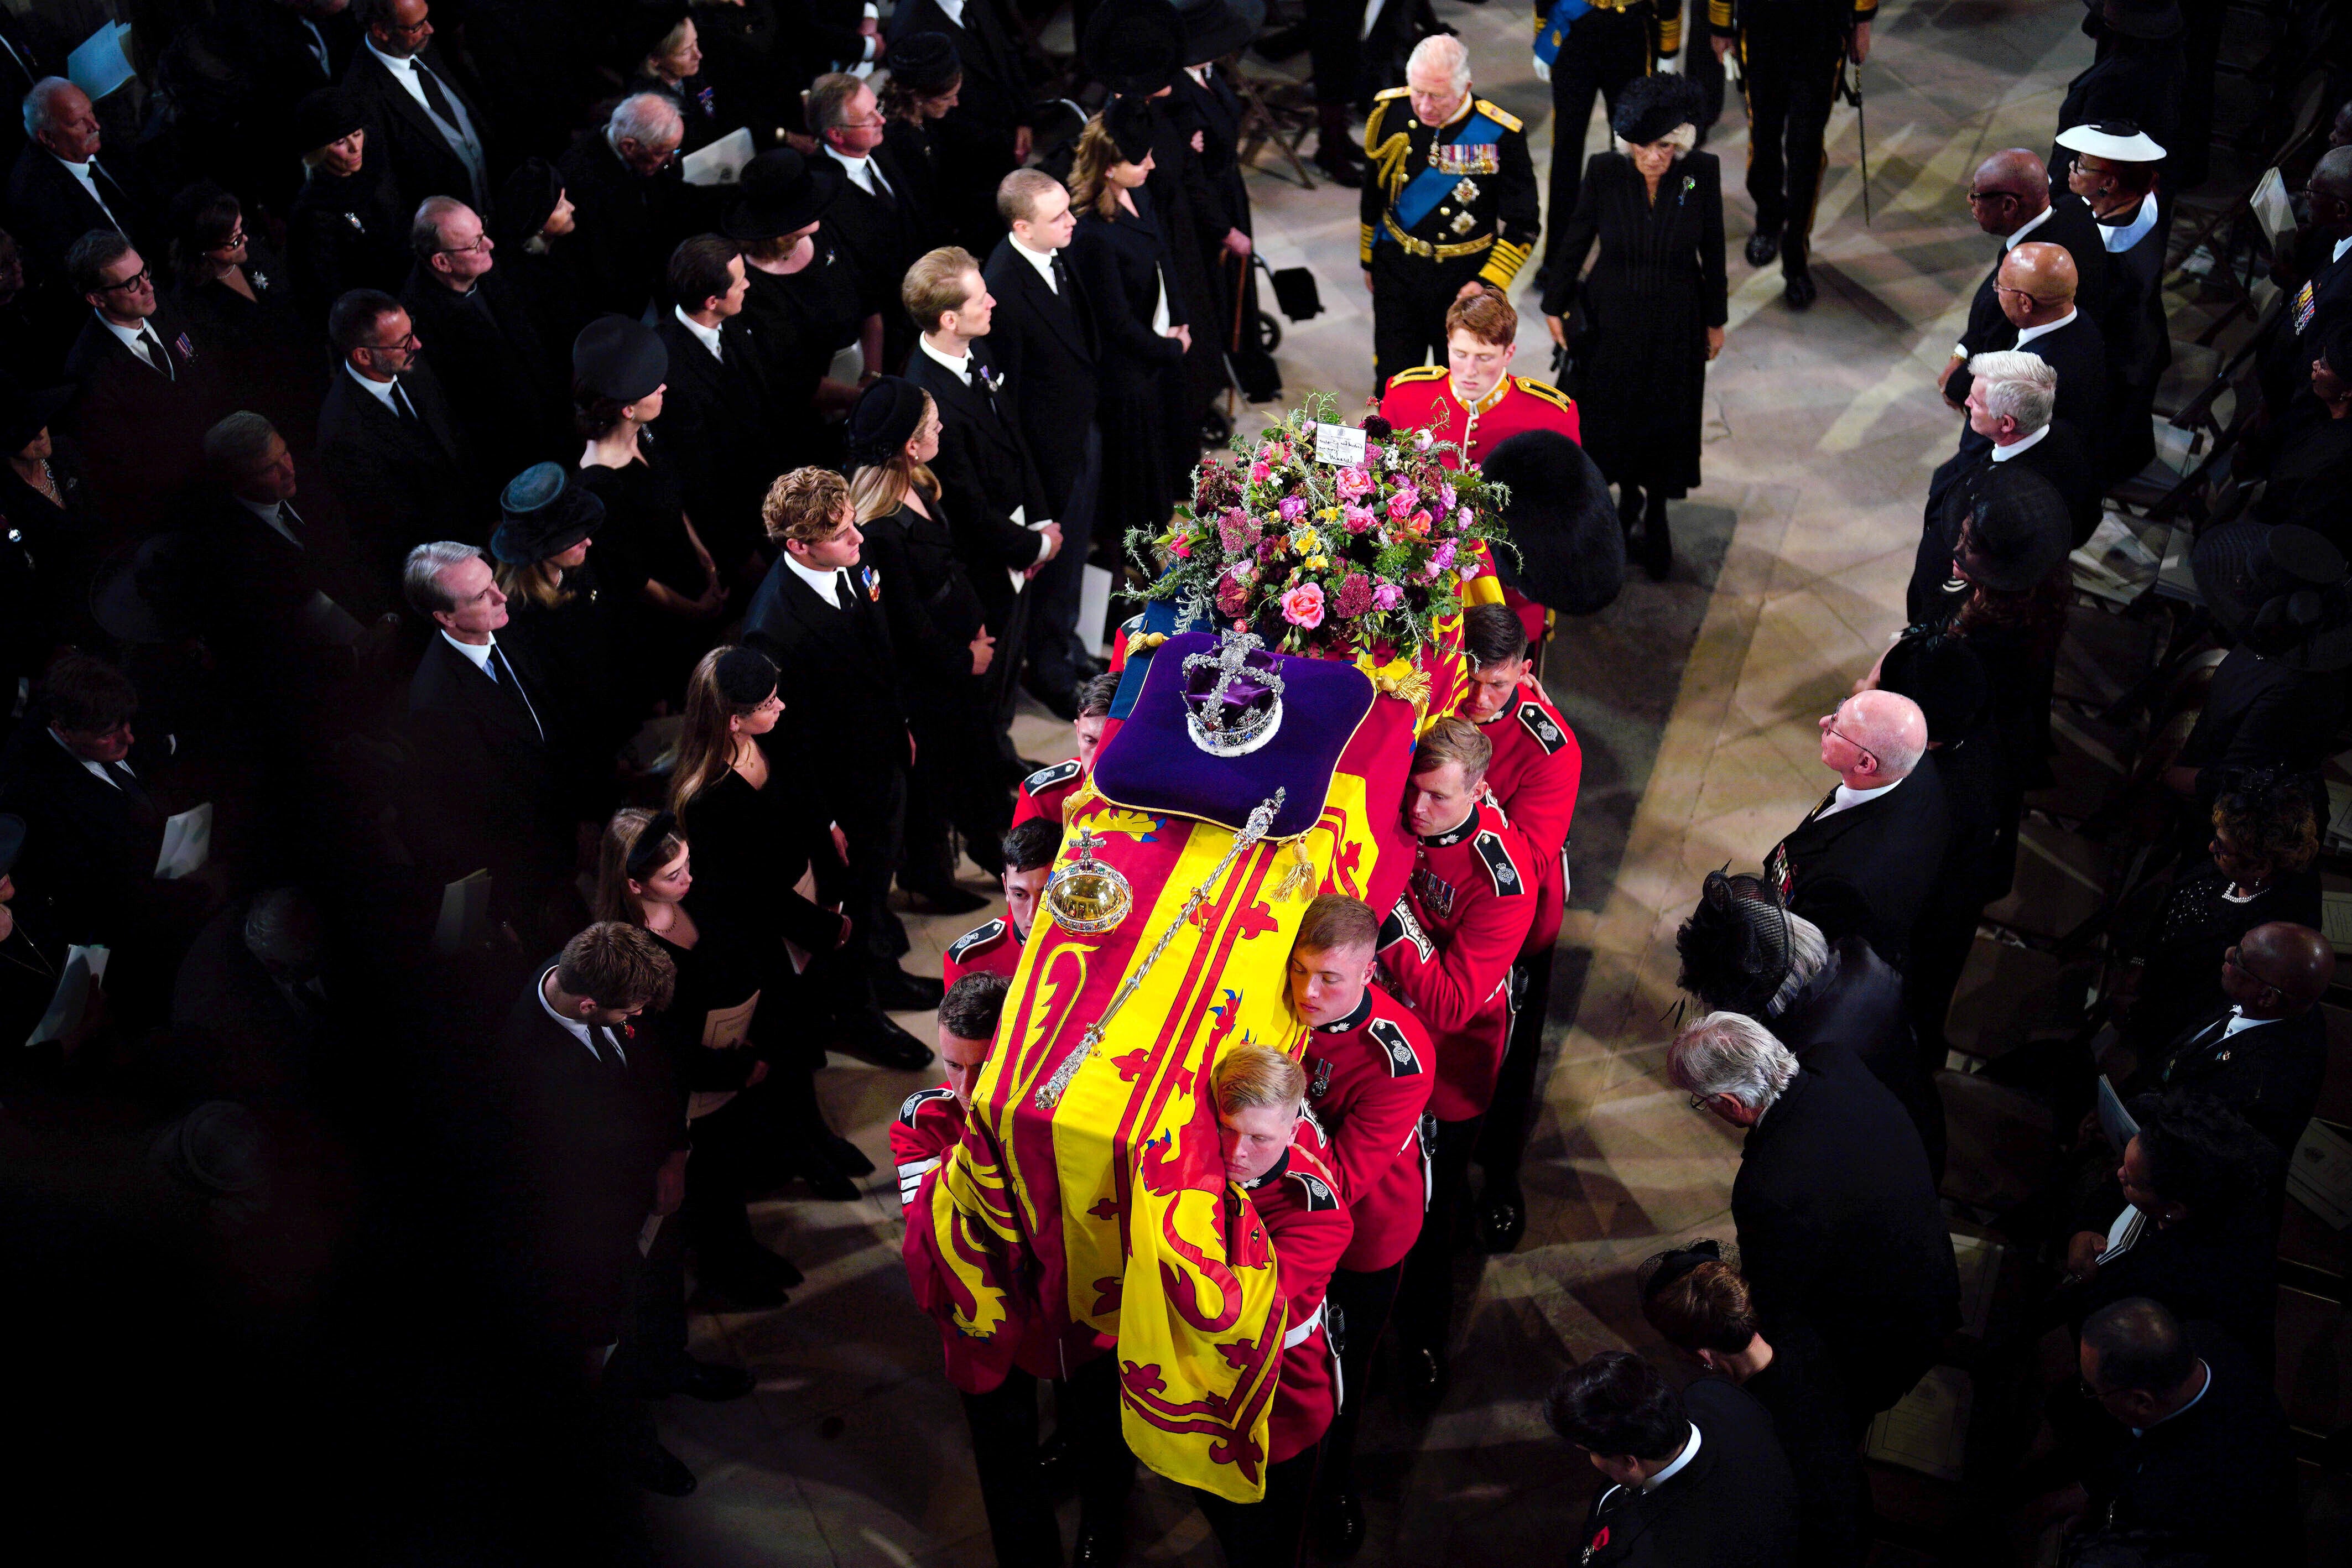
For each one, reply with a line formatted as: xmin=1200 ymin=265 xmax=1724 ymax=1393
xmin=1361 ymin=34 xmax=1541 ymax=394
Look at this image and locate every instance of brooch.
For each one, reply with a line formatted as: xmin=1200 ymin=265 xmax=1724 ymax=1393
xmin=861 ymin=565 xmax=881 ymax=601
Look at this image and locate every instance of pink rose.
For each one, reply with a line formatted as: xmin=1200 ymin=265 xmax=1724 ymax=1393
xmin=1431 ymin=539 xmax=1456 ymax=572
xmin=1277 ymin=495 xmax=1307 ymax=522
xmin=1385 ymin=487 xmax=1419 ymax=520
xmin=1335 ymin=466 xmax=1372 ymax=499
xmin=1280 ymin=581 xmax=1326 ymax=629
xmin=1342 ymin=504 xmax=1375 ymax=534
xmin=1456 ymin=504 xmax=1472 ymax=524
xmin=1248 ymin=460 xmax=1272 ymax=483
xmin=1412 ymin=428 xmax=1434 ymax=451
xmin=1371 ymin=581 xmax=1403 ymax=611
xmin=1169 ymin=535 xmax=1192 ymax=559
xmin=1439 ymin=482 xmax=1457 ymax=513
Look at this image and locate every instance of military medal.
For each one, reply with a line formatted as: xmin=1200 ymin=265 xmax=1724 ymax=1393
xmin=1411 ymin=862 xmax=1457 ymax=920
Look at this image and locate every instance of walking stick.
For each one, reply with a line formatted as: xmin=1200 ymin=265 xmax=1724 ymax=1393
xmin=1841 ymin=41 xmax=1871 ymax=226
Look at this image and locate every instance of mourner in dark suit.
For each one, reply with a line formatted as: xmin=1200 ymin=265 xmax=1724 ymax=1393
xmin=2060 ymin=121 xmax=2172 ymax=480
xmin=1940 ymin=152 xmax=2108 ymax=405
xmin=316 ymin=289 xmax=474 ymax=583
xmin=741 ymin=467 xmax=936 ymax=1010
xmin=2258 ymin=144 xmax=2352 ymax=417
xmin=60 ymin=235 xmax=226 ymax=519
xmin=809 ymin=74 xmax=927 ymax=376
xmin=1765 ymin=690 xmax=1950 ymax=973
xmin=556 ymin=92 xmax=696 ymax=322
xmin=901 ymin=246 xmax=1058 ymax=660
xmin=0 ymin=653 xmax=171 ymax=949
xmin=215 ymin=0 xmax=362 ymax=213
xmin=656 ymin=236 xmax=780 ymax=576
xmin=986 ymin=173 xmax=1103 ymax=704
xmin=887 ymin=0 xmax=1037 ymax=253
xmin=399 ymin=197 xmax=565 ymax=473
xmin=1548 ymin=1350 xmax=1801 ymax=1568
xmin=1913 ymin=352 xmax=2101 ymax=622
xmin=1671 ymin=1014 xmax=1960 ymax=1429
xmin=2075 ymin=1301 xmax=2298 ymax=1566
xmin=399 ymin=541 xmax=564 ymax=919
xmin=4 ymin=79 xmax=155 ymax=279
xmin=2119 ymin=921 xmax=2336 ymax=1157
xmin=342 ymin=0 xmax=491 ymax=210
xmin=1941 ymin=242 xmax=2109 ymax=459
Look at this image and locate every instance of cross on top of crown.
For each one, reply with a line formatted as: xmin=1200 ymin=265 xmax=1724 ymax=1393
xmin=1183 ymin=627 xmax=1285 ymax=733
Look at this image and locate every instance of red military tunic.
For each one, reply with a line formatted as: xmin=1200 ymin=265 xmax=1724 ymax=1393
xmin=1236 ymin=1127 xmax=1352 ymax=1464
xmin=1302 ymin=982 xmax=1433 ymax=1273
xmin=942 ymin=915 xmax=1023 ymax=988
xmin=1380 ymin=367 xmax=1580 ymax=645
xmin=1468 ymin=680 xmax=1581 ymax=957
xmin=893 ymin=1085 xmax=1079 ymax=1390
xmin=1377 ymin=800 xmax=1537 ymax=1122
xmin=1011 ymin=757 xmax=1085 ymax=828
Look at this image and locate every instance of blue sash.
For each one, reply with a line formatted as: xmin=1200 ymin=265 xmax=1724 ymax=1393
xmin=1533 ymin=0 xmax=1594 ymax=66
xmin=1390 ymin=108 xmax=1510 ymax=236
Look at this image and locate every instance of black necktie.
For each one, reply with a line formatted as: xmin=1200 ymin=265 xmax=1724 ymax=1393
xmin=868 ymin=161 xmax=896 ymax=211
xmin=1051 ymin=253 xmax=1071 ymax=298
xmin=596 ymin=1024 xmax=628 ymax=1067
xmin=391 ymin=378 xmax=419 ymax=423
xmin=486 ymin=644 xmax=544 ymax=739
xmin=834 ymin=570 xmax=856 ymax=610
xmin=105 ymin=759 xmax=160 ymax=827
xmin=2166 ymin=1013 xmax=2235 ymax=1082
xmin=139 ymin=327 xmax=174 ymax=381
xmin=412 ymin=60 xmax=462 ymax=132
xmin=279 ymin=502 xmax=305 ymax=543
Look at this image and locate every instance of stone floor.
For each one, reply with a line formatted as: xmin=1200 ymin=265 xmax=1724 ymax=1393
xmin=647 ymin=2 xmax=2106 ymax=1560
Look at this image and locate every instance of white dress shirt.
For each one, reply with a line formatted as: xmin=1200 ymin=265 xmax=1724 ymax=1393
xmin=1817 ymin=774 xmax=1901 ymax=821
xmin=237 ymin=495 xmax=303 ymax=547
xmin=934 ymin=0 xmax=966 ymax=24
xmin=535 ymin=965 xmax=627 ymax=1064
xmin=346 ymin=361 xmax=407 ymax=415
xmin=824 ymin=144 xmax=893 ymax=199
xmin=2335 ymin=234 xmax=2352 ymax=265
xmin=784 ymin=553 xmax=845 ymax=608
xmin=1989 ymin=422 xmax=2052 ymax=463
xmin=50 ymin=726 xmax=133 ymax=791
xmin=2005 ymin=203 xmax=2055 ymax=251
xmin=362 ymin=37 xmax=487 ymax=197
xmin=918 ymin=333 xmax=974 ymax=384
xmin=2013 ymin=307 xmax=2078 ymax=351
xmin=1010 ymin=236 xmax=1060 ymax=293
xmin=52 ymin=153 xmax=124 ymax=233
xmin=98 ymin=313 xmax=171 ymax=377
xmin=673 ymin=305 xmax=724 ymax=362
xmin=1642 ymin=1423 xmax=1703 ymax=1491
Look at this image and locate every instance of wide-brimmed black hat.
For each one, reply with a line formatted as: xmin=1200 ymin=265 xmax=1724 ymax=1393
xmin=845 ymin=376 xmax=928 ymax=471
xmin=619 ymin=2 xmax=691 ymax=70
xmin=1100 ymin=93 xmax=1158 ymax=165
xmin=1084 ymin=0 xmax=1185 ymax=96
xmin=573 ymin=315 xmax=668 ymax=403
xmin=0 ymin=374 xmax=72 ymax=454
xmin=92 ymin=532 xmax=208 ymax=644
xmin=889 ymin=32 xmax=962 ymax=93
xmin=494 ymin=157 xmax=564 ymax=243
xmin=1877 ymin=633 xmax=1991 ymax=742
xmin=1176 ymin=0 xmax=1263 ymax=65
xmin=2192 ymin=522 xmax=2352 ymax=673
xmin=2087 ymin=0 xmax=2184 ymax=40
xmin=1481 ymin=429 xmax=1624 ymax=615
xmin=491 ymin=462 xmax=605 ymax=564
xmin=1613 ymin=72 xmax=1703 ymax=146
xmin=724 ymin=148 xmax=841 ymax=241
xmin=294 ymin=87 xmax=366 ymax=154
xmin=1953 ymin=464 xmax=2070 ymax=592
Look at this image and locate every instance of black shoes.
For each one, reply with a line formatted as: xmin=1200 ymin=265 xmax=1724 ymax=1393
xmin=1476 ymin=1183 xmax=1527 ymax=1253
xmin=834 ymin=1006 xmax=934 ymax=1070
xmin=904 ymin=881 xmax=988 ymax=916
xmin=1071 ymin=1518 xmax=1123 ymax=1568
xmin=1396 ymin=1343 xmax=1448 ymax=1405
xmin=1640 ymin=510 xmax=1673 ymax=581
xmin=1745 ymin=231 xmax=1779 ymax=266
xmin=1036 ymin=1428 xmax=1076 ymax=1498
xmin=613 ymin=1423 xmax=698 ymax=1496
xmin=700 ymin=1245 xmax=800 ymax=1310
xmin=822 ymin=1132 xmax=873 ymax=1179
xmin=871 ymin=966 xmax=945 ymax=1013
xmin=791 ymin=1143 xmax=862 ymax=1201
xmin=1783 ymin=269 xmax=1817 ymax=310
xmin=1314 ymin=1486 xmax=1367 ymax=1559
xmin=1315 ymin=105 xmax=1365 ymax=187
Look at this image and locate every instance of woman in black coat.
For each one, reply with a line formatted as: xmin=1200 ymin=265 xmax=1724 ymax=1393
xmin=284 ymin=90 xmax=408 ymax=332
xmin=1541 ymin=75 xmax=1726 ymax=581
xmin=846 ymin=378 xmax=1008 ymax=899
xmin=1068 ymin=98 xmax=1193 ymax=543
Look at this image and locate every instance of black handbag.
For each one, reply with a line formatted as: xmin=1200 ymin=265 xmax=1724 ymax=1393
xmin=1258 ymin=255 xmax=1323 ymax=322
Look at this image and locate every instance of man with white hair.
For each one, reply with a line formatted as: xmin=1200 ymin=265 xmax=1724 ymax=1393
xmin=5 ymin=77 xmax=155 ymax=274
xmin=556 ymin=90 xmax=691 ymax=319
xmin=1669 ymin=1009 xmax=1958 ymax=1434
xmin=1909 ymin=348 xmax=2100 ymax=620
xmin=1359 ymin=34 xmax=1539 ymax=394
xmin=343 ymin=0 xmax=491 ymax=210
xmin=398 ymin=195 xmax=564 ymax=463
xmin=1762 ymin=689 xmax=1950 ymax=971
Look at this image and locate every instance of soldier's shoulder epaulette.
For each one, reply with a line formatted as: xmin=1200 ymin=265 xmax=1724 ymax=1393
xmin=1510 ymin=376 xmax=1575 ymax=410
xmin=897 ymin=1085 xmax=958 ymax=1127
xmin=1515 ymin=698 xmax=1570 ymax=754
xmin=1473 ymin=828 xmax=1529 ymax=896
xmin=1286 ymin=1162 xmax=1342 ymax=1212
xmin=1021 ymin=758 xmax=1082 ymax=795
xmin=946 ymin=918 xmax=1009 ymax=962
xmin=1366 ymin=1015 xmax=1424 ymax=1077
xmin=1390 ymin=365 xmax=1448 ymax=384
xmin=1373 ymin=85 xmax=1411 ymax=101
xmin=1474 ymin=98 xmax=1524 ymax=134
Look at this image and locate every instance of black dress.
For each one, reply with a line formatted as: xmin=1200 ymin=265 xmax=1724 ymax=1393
xmin=675 ymin=766 xmax=854 ymax=963
xmin=1541 ymin=151 xmax=1727 ymax=496
xmin=284 ymin=158 xmax=408 ymax=329
xmin=169 ymin=245 xmax=323 ymax=442
xmin=498 ymin=556 xmax=637 ymax=822
xmin=740 ymin=242 xmax=863 ymax=467
xmin=577 ymin=436 xmax=709 ymax=707
xmin=881 ymin=118 xmax=952 ymax=251
xmin=1072 ymin=192 xmax=1189 ymax=540
xmin=0 ymin=440 xmax=102 ymax=651
xmin=861 ymin=495 xmax=1008 ymax=883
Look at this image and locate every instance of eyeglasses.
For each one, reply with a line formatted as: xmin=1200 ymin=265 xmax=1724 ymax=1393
xmin=436 ymin=236 xmax=492 ymax=256
xmin=1964 ymin=189 xmax=2018 ymax=206
xmin=1820 ymin=716 xmax=1877 ymax=764
xmin=2223 ymin=946 xmax=2289 ymax=1001
xmin=1994 ymin=282 xmax=2060 ymax=307
xmin=840 ymin=114 xmax=887 ymax=131
xmin=363 ymin=332 xmax=420 ymax=353
xmin=1688 ymin=1093 xmax=1712 ymax=1113
xmin=98 ymin=266 xmax=152 ymax=293
xmin=210 ymin=228 xmax=247 ymax=251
